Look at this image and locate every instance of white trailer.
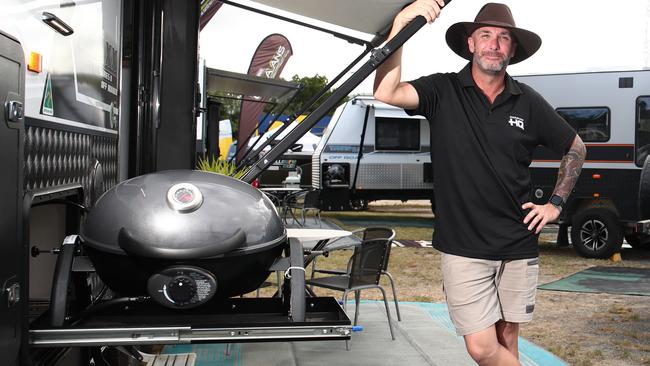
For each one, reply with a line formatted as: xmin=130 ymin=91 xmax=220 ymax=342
xmin=312 ymin=96 xmax=433 ymax=210
xmin=515 ymin=70 xmax=650 ymax=258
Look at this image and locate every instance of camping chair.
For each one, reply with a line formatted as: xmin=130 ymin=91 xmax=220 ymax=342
xmin=310 ymin=227 xmax=401 ymax=321
xmin=305 ymin=237 xmax=395 ymax=340
xmin=284 ymin=189 xmax=321 ymax=227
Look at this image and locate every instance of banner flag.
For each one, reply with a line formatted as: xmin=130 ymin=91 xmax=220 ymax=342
xmin=200 ymin=0 xmax=223 ymax=31
xmin=236 ymin=34 xmax=293 ymax=162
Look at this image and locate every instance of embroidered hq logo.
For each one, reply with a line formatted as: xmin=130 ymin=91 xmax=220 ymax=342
xmin=508 ymin=115 xmax=525 ymax=130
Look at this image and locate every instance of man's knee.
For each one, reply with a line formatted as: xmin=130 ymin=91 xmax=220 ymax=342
xmin=464 ymin=332 xmax=500 ymax=364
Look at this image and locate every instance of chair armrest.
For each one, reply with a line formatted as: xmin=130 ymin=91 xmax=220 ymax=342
xmin=313 ymin=269 xmax=347 ymax=275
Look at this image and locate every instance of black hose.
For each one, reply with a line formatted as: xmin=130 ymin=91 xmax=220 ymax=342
xmin=71 ymin=296 xmax=151 ymax=325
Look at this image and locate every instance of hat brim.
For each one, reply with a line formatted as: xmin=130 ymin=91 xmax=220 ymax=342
xmin=445 ymin=21 xmax=542 ymax=65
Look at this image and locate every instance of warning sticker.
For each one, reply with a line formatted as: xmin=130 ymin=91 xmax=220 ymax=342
xmin=42 ymin=73 xmax=54 ymax=116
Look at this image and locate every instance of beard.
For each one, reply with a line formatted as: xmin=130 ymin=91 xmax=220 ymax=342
xmin=473 ymin=51 xmax=511 ymax=74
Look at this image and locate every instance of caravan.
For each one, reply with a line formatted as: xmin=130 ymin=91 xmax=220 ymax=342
xmin=516 ymin=70 xmax=650 ymax=258
xmin=312 ymin=96 xmax=433 ymax=210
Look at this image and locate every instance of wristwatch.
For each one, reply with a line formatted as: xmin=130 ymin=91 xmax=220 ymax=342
xmin=548 ymin=194 xmax=564 ymax=212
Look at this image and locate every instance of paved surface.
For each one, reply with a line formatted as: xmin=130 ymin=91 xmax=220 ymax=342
xmin=161 ymin=301 xmax=566 ymax=366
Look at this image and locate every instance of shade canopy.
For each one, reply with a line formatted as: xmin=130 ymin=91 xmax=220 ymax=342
xmin=229 ymin=0 xmax=414 ymax=38
xmin=205 ymin=67 xmax=301 ymax=102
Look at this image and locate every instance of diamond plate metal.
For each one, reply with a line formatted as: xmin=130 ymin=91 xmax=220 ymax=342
xmin=24 ymin=126 xmax=118 ymax=199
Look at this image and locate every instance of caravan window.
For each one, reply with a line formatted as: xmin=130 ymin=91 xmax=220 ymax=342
xmin=635 ymin=96 xmax=650 ymax=166
xmin=375 ymin=117 xmax=420 ymax=151
xmin=556 ymin=107 xmax=610 ymax=142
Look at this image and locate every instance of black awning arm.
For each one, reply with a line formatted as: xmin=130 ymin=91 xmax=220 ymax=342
xmin=235 ymin=44 xmax=372 ymax=171
xmin=241 ymin=12 xmax=440 ymax=183
xmin=233 ymin=88 xmax=301 ymax=167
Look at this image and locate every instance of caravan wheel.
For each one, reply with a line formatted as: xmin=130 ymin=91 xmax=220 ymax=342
xmin=349 ymin=198 xmax=368 ymax=211
xmin=570 ymin=208 xmax=623 ymax=259
xmin=639 ymin=155 xmax=650 ymax=219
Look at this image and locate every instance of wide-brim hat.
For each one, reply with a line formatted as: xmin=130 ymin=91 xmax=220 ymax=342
xmin=445 ymin=3 xmax=541 ymax=64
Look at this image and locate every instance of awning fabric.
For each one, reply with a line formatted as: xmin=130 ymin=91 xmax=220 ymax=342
xmin=205 ymin=68 xmax=301 ymax=102
xmin=234 ymin=0 xmax=413 ymax=37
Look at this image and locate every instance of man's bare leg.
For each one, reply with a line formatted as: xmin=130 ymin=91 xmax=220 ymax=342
xmin=495 ymin=320 xmax=520 ymax=358
xmin=463 ymin=325 xmax=521 ymax=366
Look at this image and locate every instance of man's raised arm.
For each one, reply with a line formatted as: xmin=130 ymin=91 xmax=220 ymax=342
xmin=373 ymin=0 xmax=445 ymax=109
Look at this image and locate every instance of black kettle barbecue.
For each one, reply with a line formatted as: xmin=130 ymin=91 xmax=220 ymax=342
xmin=80 ymin=170 xmax=286 ymax=309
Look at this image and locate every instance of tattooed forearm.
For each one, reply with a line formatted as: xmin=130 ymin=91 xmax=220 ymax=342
xmin=553 ymin=135 xmax=586 ymax=200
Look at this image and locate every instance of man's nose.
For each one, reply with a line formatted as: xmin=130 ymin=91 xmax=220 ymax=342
xmin=488 ymin=36 xmax=500 ymax=50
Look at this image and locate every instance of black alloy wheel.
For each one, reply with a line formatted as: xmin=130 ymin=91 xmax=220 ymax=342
xmin=570 ymin=208 xmax=623 ymax=259
xmin=349 ymin=198 xmax=368 ymax=211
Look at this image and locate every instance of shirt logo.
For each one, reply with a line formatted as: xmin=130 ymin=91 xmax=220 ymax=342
xmin=508 ymin=115 xmax=525 ymax=130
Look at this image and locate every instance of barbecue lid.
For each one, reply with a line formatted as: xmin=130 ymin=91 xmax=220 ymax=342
xmin=80 ymin=170 xmax=286 ymax=259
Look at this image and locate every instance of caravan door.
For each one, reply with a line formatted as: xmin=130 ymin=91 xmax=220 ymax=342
xmin=0 ymin=30 xmax=24 ymax=366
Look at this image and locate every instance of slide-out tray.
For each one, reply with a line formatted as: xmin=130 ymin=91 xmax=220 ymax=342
xmin=30 ymin=297 xmax=351 ymax=347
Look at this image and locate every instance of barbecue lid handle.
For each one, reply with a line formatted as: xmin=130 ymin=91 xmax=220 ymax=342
xmin=118 ymin=227 xmax=247 ymax=260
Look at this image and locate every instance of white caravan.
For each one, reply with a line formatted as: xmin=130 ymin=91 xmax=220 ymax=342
xmin=515 ymin=70 xmax=650 ymax=258
xmin=312 ymin=96 xmax=433 ymax=210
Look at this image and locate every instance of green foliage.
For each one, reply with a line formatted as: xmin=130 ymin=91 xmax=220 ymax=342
xmin=278 ymin=74 xmax=349 ymax=116
xmin=196 ymin=156 xmax=243 ymax=179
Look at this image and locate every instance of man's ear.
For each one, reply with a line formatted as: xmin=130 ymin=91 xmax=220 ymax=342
xmin=467 ymin=36 xmax=475 ymax=54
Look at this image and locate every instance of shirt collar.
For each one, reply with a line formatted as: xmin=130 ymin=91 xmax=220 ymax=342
xmin=459 ymin=62 xmax=523 ymax=96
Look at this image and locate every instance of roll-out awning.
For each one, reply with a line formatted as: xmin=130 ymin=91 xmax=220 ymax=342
xmin=205 ymin=68 xmax=301 ymax=102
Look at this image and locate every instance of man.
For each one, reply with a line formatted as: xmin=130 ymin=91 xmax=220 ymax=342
xmin=374 ymin=2 xmax=586 ymax=365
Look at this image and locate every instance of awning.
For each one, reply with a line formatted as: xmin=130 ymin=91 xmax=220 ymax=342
xmin=223 ymin=0 xmax=414 ymax=40
xmin=205 ymin=67 xmax=301 ymax=102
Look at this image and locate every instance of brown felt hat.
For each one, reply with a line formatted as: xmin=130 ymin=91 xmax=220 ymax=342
xmin=445 ymin=3 xmax=541 ymax=64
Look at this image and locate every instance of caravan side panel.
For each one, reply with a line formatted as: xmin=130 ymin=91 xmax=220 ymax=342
xmin=1 ymin=0 xmax=124 ymax=203
xmin=516 ymin=70 xmax=650 ymax=221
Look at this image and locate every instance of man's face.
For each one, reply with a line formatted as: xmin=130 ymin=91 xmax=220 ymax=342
xmin=467 ymin=26 xmax=517 ymax=75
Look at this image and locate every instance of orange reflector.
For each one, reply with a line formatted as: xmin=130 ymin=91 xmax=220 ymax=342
xmin=28 ymin=52 xmax=42 ymax=73
xmin=592 ymin=174 xmax=601 ymax=179
xmin=593 ymin=193 xmax=600 ymax=198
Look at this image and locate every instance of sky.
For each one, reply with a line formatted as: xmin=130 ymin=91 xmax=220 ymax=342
xmin=199 ymin=0 xmax=650 ymax=95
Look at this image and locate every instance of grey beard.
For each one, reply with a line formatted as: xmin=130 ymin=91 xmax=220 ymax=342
xmin=474 ymin=54 xmax=510 ymax=74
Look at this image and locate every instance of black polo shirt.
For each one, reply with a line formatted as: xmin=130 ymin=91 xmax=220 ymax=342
xmin=406 ymin=63 xmax=576 ymax=260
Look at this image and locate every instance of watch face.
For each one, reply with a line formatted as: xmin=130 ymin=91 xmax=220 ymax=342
xmin=550 ymin=194 xmax=564 ymax=207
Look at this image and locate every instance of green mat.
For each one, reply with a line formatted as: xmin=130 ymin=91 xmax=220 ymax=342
xmin=538 ymin=266 xmax=650 ymax=296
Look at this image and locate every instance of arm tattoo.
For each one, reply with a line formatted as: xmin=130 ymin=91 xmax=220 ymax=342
xmin=553 ymin=135 xmax=586 ymax=201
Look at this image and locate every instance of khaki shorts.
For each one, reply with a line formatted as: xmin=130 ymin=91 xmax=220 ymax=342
xmin=441 ymin=253 xmax=539 ymax=336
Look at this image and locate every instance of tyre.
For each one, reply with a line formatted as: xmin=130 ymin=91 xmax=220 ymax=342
xmin=570 ymin=208 xmax=623 ymax=259
xmin=349 ymin=198 xmax=368 ymax=211
xmin=639 ymin=155 xmax=650 ymax=219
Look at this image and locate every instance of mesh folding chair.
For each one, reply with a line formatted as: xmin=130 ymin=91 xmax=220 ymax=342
xmin=310 ymin=227 xmax=401 ymax=321
xmin=284 ymin=189 xmax=321 ymax=227
xmin=305 ymin=237 xmax=395 ymax=340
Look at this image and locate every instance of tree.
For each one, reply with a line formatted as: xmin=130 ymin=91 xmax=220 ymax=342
xmin=271 ymin=74 xmax=349 ymax=117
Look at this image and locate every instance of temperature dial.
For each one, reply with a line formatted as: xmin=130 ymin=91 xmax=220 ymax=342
xmin=147 ymin=266 xmax=217 ymax=309
xmin=167 ymin=276 xmax=196 ymax=303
